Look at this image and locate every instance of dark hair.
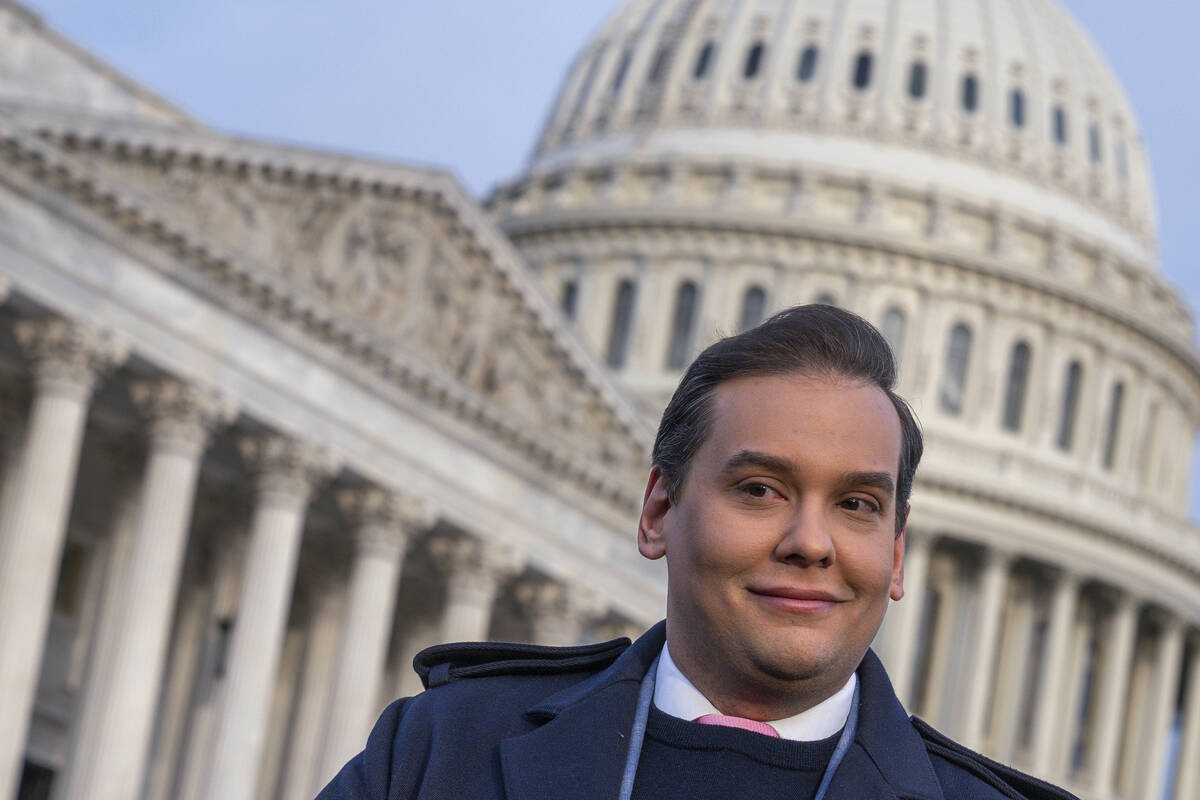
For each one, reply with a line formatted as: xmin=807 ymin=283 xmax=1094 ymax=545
xmin=652 ymin=304 xmax=922 ymax=535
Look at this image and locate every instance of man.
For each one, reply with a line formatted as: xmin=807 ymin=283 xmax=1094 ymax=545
xmin=318 ymin=304 xmax=1075 ymax=800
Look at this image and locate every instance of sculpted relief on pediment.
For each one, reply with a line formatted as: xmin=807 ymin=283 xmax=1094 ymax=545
xmin=89 ymin=155 xmax=644 ymax=476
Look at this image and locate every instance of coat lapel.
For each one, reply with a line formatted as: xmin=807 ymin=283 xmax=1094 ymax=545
xmin=499 ymin=622 xmax=664 ymax=800
xmin=825 ymin=650 xmax=944 ymax=800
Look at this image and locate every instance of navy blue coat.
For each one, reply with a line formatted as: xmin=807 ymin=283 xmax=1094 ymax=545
xmin=317 ymin=622 xmax=1076 ymax=800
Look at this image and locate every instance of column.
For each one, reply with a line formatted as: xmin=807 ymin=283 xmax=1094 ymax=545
xmin=961 ymin=549 xmax=1012 ymax=751
xmin=316 ymin=489 xmax=431 ymax=786
xmin=0 ymin=318 xmax=123 ymax=800
xmin=1089 ymin=591 xmax=1138 ymax=798
xmin=1030 ymin=569 xmax=1081 ymax=778
xmin=988 ymin=578 xmax=1035 ymax=763
xmin=61 ymin=378 xmax=232 ymax=800
xmin=202 ymin=435 xmax=337 ymax=800
xmin=1142 ymin=615 xmax=1184 ymax=800
xmin=431 ymin=534 xmax=523 ymax=643
xmin=881 ymin=532 xmax=931 ymax=709
xmin=1175 ymin=634 xmax=1200 ymax=800
xmin=515 ymin=577 xmax=604 ymax=646
xmin=921 ymin=557 xmax=964 ymax=724
xmin=276 ymin=576 xmax=345 ymax=800
xmin=142 ymin=569 xmax=212 ymax=800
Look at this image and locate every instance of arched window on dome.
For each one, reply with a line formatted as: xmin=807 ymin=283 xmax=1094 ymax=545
xmin=1001 ymin=341 xmax=1032 ymax=432
xmin=1138 ymin=401 xmax=1160 ymax=484
xmin=961 ymin=73 xmax=979 ymax=113
xmin=908 ymin=61 xmax=927 ymax=100
xmin=939 ymin=323 xmax=973 ymax=416
xmin=797 ymin=45 xmax=819 ymax=83
xmin=1088 ymin=123 xmax=1102 ymax=164
xmin=743 ymin=40 xmax=765 ymax=80
xmin=1102 ymin=381 xmax=1125 ymax=470
xmin=881 ymin=307 xmax=907 ymax=372
xmin=693 ymin=41 xmax=715 ymax=80
xmin=560 ymin=279 xmax=578 ymax=320
xmin=852 ymin=51 xmax=873 ymax=90
xmin=647 ymin=46 xmax=671 ymax=84
xmin=1009 ymin=88 xmax=1026 ymax=129
xmin=1053 ymin=105 xmax=1068 ymax=146
xmin=611 ymin=48 xmax=633 ymax=93
xmin=666 ymin=281 xmax=700 ymax=369
xmin=1115 ymin=139 xmax=1129 ymax=182
xmin=738 ymin=285 xmax=767 ymax=333
xmin=606 ymin=279 xmax=637 ymax=368
xmin=1056 ymin=360 xmax=1083 ymax=450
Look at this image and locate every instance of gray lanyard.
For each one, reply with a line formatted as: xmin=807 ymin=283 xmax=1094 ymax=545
xmin=617 ymin=655 xmax=860 ymax=800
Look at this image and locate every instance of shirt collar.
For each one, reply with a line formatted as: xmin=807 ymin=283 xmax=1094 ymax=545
xmin=652 ymin=642 xmax=856 ymax=741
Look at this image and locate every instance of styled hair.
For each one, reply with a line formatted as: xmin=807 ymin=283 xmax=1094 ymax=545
xmin=651 ymin=304 xmax=923 ymax=535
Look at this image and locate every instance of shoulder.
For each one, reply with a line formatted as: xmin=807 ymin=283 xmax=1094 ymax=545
xmin=413 ymin=636 xmax=631 ymax=690
xmin=911 ymin=718 xmax=1080 ymax=800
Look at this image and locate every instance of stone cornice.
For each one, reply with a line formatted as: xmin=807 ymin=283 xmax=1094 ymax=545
xmin=0 ymin=110 xmax=651 ymax=513
xmin=916 ymin=467 xmax=1200 ymax=584
xmin=499 ymin=206 xmax=1200 ymax=402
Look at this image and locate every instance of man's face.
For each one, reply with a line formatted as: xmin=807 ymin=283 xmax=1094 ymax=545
xmin=639 ymin=373 xmax=906 ymax=717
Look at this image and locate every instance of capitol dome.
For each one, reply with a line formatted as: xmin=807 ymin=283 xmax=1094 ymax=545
xmin=529 ymin=0 xmax=1156 ymax=257
xmin=490 ymin=2 xmax=1200 ymax=798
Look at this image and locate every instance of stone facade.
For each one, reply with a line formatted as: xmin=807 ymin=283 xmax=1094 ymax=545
xmin=0 ymin=2 xmax=1197 ymax=800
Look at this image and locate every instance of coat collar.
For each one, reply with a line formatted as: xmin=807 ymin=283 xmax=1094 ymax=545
xmin=499 ymin=622 xmax=943 ymax=800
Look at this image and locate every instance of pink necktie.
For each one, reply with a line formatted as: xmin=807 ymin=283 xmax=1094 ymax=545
xmin=694 ymin=713 xmax=781 ymax=738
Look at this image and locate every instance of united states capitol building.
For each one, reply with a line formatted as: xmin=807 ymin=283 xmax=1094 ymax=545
xmin=0 ymin=0 xmax=1197 ymax=799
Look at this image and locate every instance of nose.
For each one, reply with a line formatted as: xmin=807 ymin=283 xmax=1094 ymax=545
xmin=774 ymin=503 xmax=835 ymax=567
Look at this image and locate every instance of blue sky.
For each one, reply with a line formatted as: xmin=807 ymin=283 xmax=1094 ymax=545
xmin=18 ymin=0 xmax=1200 ymax=517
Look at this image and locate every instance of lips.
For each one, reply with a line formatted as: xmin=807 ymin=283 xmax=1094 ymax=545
xmin=748 ymin=586 xmax=844 ymax=612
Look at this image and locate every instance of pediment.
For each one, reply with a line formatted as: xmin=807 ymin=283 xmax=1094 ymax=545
xmin=0 ymin=110 xmax=652 ymax=509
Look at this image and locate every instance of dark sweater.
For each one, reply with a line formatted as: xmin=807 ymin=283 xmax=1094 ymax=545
xmin=631 ymin=705 xmax=842 ymax=800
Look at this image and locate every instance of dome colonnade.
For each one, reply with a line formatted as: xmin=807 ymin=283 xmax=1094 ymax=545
xmin=490 ymin=1 xmax=1200 ymax=798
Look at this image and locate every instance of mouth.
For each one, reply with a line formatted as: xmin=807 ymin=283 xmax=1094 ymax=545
xmin=747 ymin=586 xmax=843 ymax=613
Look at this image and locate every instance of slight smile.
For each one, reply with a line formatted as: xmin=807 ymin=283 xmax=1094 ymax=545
xmin=747 ymin=587 xmax=844 ymax=613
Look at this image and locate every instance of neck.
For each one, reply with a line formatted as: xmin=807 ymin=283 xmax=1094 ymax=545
xmin=666 ymin=639 xmax=851 ymax=722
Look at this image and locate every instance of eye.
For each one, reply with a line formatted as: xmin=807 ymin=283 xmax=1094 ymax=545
xmin=840 ymin=496 xmax=881 ymax=514
xmin=736 ymin=481 xmax=781 ymax=502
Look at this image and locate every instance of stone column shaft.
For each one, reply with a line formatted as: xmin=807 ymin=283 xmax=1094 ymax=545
xmin=432 ymin=535 xmax=522 ymax=643
xmin=1142 ymin=617 xmax=1184 ymax=800
xmin=1175 ymin=636 xmax=1200 ymax=800
xmin=316 ymin=490 xmax=427 ymax=787
xmin=883 ymin=532 xmax=931 ymax=709
xmin=961 ymin=550 xmax=1011 ymax=751
xmin=61 ymin=380 xmax=229 ymax=800
xmin=203 ymin=437 xmax=336 ymax=800
xmin=1090 ymin=593 xmax=1138 ymax=797
xmin=0 ymin=319 xmax=121 ymax=800
xmin=277 ymin=582 xmax=345 ymax=800
xmin=1030 ymin=571 xmax=1080 ymax=778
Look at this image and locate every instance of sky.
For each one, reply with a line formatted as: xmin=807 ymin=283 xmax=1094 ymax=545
xmin=16 ymin=0 xmax=1200 ymax=517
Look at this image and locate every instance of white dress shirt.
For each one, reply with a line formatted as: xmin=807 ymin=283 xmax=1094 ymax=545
xmin=653 ymin=643 xmax=856 ymax=741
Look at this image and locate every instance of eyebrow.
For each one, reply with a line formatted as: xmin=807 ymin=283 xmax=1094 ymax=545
xmin=719 ymin=451 xmax=896 ymax=499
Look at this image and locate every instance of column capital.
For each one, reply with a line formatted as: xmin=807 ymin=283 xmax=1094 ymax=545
xmin=14 ymin=316 xmax=127 ymax=399
xmin=238 ymin=433 xmax=339 ymax=507
xmin=429 ymin=533 xmax=523 ymax=586
xmin=131 ymin=377 xmax=237 ymax=456
xmin=336 ymin=487 xmax=433 ymax=558
xmin=513 ymin=576 xmax=605 ymax=625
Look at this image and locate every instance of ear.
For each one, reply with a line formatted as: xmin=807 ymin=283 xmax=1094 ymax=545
xmin=889 ymin=504 xmax=910 ymax=602
xmin=638 ymin=466 xmax=672 ymax=561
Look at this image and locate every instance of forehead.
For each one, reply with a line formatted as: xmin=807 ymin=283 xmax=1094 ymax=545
xmin=704 ymin=373 xmax=903 ymax=475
